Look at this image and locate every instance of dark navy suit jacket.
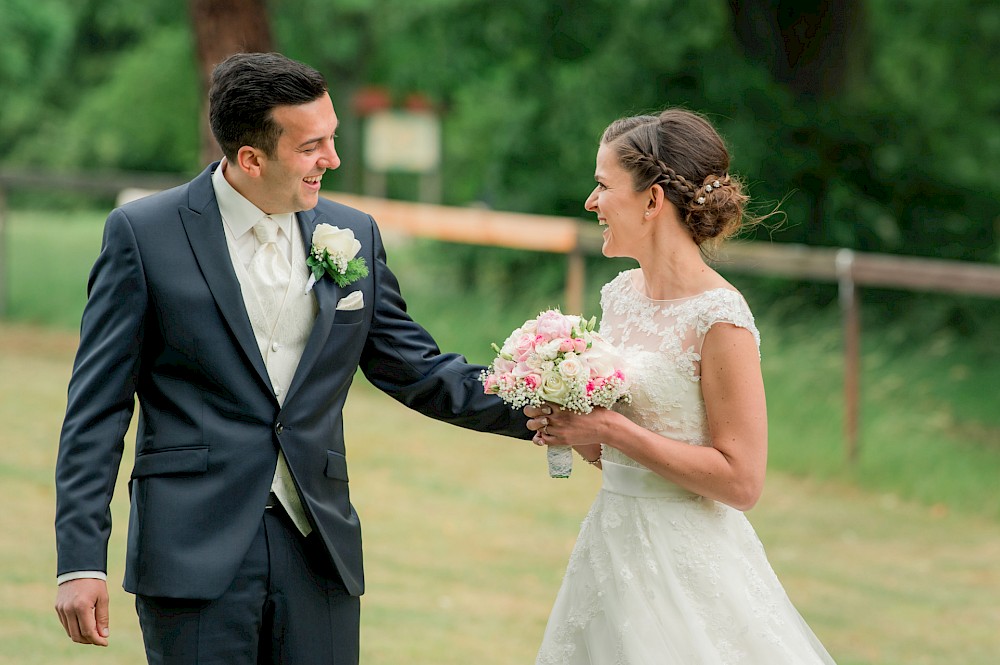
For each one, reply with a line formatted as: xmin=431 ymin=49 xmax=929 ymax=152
xmin=55 ymin=163 xmax=529 ymax=599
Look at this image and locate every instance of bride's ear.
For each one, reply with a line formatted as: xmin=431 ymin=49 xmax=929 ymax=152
xmin=646 ymin=184 xmax=666 ymax=218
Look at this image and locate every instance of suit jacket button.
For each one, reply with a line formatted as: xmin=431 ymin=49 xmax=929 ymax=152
xmin=275 ymin=423 xmax=283 ymax=434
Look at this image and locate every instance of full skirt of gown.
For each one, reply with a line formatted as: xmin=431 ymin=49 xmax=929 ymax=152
xmin=534 ymin=459 xmax=837 ymax=664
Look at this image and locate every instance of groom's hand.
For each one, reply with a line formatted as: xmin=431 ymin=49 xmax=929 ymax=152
xmin=55 ymin=578 xmax=110 ymax=646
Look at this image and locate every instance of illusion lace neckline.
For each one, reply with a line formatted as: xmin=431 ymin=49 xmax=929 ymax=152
xmin=627 ymin=269 xmax=736 ymax=304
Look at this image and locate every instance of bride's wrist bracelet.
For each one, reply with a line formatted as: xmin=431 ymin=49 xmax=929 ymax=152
xmin=577 ymin=449 xmax=602 ymax=466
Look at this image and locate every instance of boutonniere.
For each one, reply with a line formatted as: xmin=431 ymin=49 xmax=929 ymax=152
xmin=305 ymin=223 xmax=369 ymax=293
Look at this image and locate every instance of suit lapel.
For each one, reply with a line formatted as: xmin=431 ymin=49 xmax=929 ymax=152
xmin=179 ymin=166 xmax=272 ymax=393
xmin=285 ymin=210 xmax=341 ymax=404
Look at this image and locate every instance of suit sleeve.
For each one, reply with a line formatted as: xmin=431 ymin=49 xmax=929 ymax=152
xmin=55 ymin=209 xmax=147 ymax=577
xmin=358 ymin=219 xmax=531 ymax=440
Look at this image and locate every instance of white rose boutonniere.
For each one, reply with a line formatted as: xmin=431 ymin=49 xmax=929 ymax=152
xmin=305 ymin=223 xmax=369 ymax=293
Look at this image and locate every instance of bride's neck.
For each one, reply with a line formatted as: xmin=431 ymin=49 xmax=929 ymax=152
xmin=636 ymin=245 xmax=719 ymax=301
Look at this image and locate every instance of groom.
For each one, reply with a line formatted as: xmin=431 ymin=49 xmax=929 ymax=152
xmin=54 ymin=52 xmax=530 ymax=664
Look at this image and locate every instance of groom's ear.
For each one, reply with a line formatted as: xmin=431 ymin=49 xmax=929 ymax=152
xmin=236 ymin=146 xmax=265 ymax=178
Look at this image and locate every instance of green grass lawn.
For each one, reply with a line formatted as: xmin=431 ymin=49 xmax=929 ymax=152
xmin=4 ymin=209 xmax=107 ymax=330
xmin=2 ymin=208 xmax=999 ymax=662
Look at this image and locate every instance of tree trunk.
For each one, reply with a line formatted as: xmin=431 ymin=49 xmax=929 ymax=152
xmin=729 ymin=0 xmax=867 ymax=244
xmin=729 ymin=0 xmax=866 ymax=99
xmin=189 ymin=0 xmax=274 ymax=166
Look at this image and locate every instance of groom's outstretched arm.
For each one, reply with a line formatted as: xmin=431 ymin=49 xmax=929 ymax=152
xmin=358 ymin=221 xmax=531 ymax=439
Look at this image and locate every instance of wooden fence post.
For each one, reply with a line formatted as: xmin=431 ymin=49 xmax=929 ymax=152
xmin=836 ymin=249 xmax=860 ymax=464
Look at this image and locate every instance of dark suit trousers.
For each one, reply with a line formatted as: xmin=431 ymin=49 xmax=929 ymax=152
xmin=135 ymin=505 xmax=360 ymax=665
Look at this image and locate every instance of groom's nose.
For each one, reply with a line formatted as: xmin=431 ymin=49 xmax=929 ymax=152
xmin=319 ymin=144 xmax=341 ymax=170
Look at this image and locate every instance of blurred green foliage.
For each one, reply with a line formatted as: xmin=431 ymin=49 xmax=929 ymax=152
xmin=1 ymin=0 xmax=998 ymax=261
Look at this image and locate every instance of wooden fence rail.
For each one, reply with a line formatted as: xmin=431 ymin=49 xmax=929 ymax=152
xmin=332 ymin=194 xmax=1000 ymax=463
xmin=2 ymin=173 xmax=999 ymax=463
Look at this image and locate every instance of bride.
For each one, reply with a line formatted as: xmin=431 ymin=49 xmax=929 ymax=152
xmin=525 ymin=109 xmax=836 ymax=664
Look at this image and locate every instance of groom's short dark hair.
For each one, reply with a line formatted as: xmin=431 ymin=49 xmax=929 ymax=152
xmin=209 ymin=52 xmax=328 ymax=161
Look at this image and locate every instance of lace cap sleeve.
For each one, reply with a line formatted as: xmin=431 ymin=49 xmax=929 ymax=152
xmin=697 ymin=289 xmax=761 ymax=356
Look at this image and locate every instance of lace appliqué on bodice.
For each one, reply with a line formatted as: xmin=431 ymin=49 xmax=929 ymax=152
xmin=598 ymin=270 xmax=760 ymax=468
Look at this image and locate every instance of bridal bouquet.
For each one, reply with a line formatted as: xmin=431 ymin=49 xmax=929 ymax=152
xmin=480 ymin=309 xmax=630 ymax=478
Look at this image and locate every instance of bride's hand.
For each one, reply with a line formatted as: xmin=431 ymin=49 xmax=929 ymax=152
xmin=524 ymin=403 xmax=611 ymax=447
xmin=524 ymin=403 xmax=554 ymax=445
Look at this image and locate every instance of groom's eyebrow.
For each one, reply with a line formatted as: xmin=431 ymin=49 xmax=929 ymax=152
xmin=298 ymin=125 xmax=340 ymax=150
xmin=298 ymin=136 xmax=325 ymax=149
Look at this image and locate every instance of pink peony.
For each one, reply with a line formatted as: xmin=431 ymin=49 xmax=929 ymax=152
xmin=535 ymin=310 xmax=573 ymax=339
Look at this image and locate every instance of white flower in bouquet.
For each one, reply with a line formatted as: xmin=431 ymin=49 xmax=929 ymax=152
xmin=538 ymin=369 xmax=571 ymax=404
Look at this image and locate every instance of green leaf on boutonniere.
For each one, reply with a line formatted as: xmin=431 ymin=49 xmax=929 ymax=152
xmin=330 ymin=257 xmax=369 ymax=287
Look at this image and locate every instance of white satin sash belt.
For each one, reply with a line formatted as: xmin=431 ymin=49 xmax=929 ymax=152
xmin=601 ymin=459 xmax=700 ymax=500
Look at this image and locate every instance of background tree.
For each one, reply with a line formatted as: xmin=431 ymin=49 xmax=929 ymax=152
xmin=2 ymin=0 xmax=997 ymax=262
xmin=730 ymin=0 xmax=868 ymax=248
xmin=3 ymin=0 xmax=199 ymax=173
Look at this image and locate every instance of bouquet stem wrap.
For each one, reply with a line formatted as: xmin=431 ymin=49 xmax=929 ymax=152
xmin=547 ymin=445 xmax=574 ymax=479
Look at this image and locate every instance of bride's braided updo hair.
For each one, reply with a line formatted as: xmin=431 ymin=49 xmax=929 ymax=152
xmin=601 ymin=109 xmax=750 ymax=247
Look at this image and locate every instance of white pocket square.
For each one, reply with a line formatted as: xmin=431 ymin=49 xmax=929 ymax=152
xmin=336 ymin=291 xmax=365 ymax=311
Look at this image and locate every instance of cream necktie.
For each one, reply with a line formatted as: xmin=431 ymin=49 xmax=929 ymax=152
xmin=248 ymin=217 xmax=291 ymax=329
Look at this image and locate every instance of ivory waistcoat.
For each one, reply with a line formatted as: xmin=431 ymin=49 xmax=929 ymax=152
xmin=227 ymin=220 xmax=318 ymax=534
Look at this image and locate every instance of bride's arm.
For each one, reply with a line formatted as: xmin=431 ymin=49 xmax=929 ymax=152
xmin=534 ymin=323 xmax=767 ymax=510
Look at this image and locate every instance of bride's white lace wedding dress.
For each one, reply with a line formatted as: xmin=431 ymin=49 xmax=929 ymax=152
xmin=536 ymin=270 xmax=836 ymax=665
